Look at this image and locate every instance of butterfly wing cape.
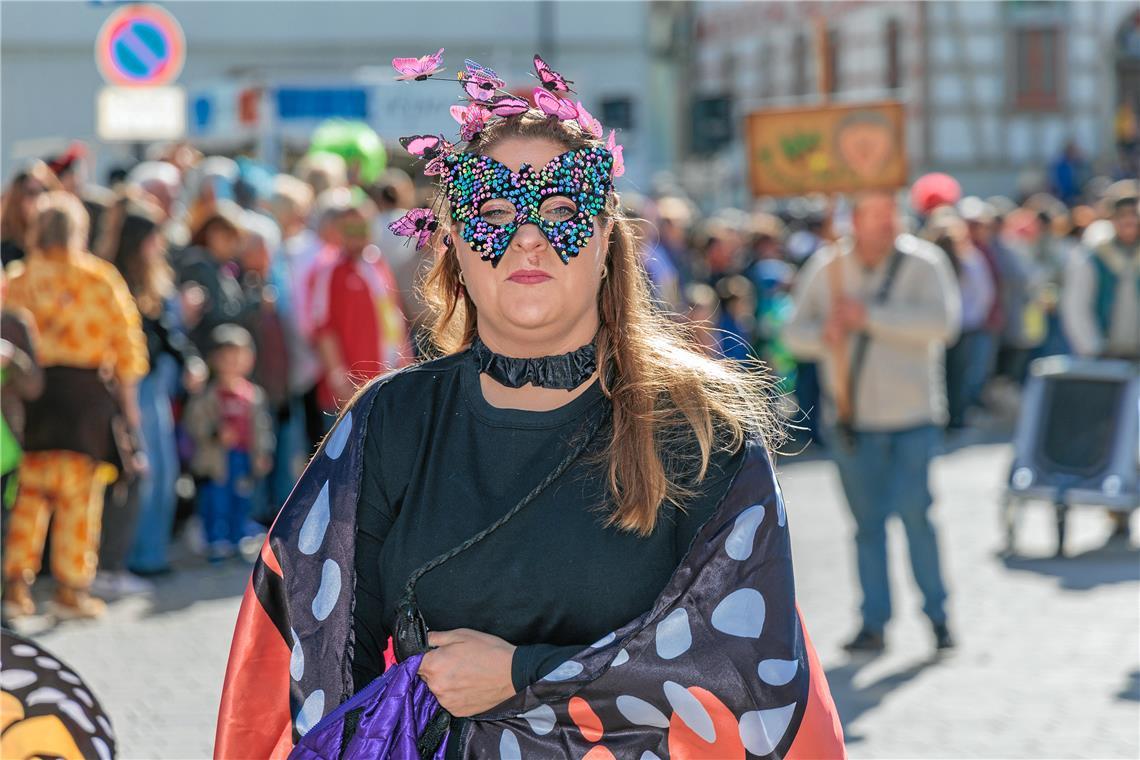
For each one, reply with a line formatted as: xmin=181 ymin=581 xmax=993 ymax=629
xmin=215 ymin=379 xmax=846 ymax=759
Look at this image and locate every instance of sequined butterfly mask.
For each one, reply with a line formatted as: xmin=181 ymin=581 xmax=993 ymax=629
xmin=443 ymin=146 xmax=613 ymax=266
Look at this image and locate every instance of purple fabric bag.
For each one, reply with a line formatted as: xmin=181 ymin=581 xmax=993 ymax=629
xmin=289 ymin=653 xmax=446 ymax=760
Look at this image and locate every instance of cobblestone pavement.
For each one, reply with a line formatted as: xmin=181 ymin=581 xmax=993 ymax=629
xmin=10 ymin=439 xmax=1139 ymax=759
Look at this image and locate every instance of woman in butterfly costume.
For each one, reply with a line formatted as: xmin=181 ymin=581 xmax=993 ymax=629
xmin=216 ymin=50 xmax=845 ymax=760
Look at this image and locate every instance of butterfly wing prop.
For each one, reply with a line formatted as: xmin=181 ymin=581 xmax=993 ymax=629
xmin=607 ymin=130 xmax=625 ymax=179
xmin=392 ymin=48 xmax=446 ymax=81
xmin=486 ymin=95 xmax=531 ymax=117
xmin=258 ymin=428 xmax=848 ymax=760
xmin=461 ymin=59 xmax=505 ymax=102
xmin=388 ymin=208 xmax=438 ymax=250
xmin=575 ymin=101 xmax=603 ymax=138
xmin=399 ymin=134 xmax=444 ymax=159
xmin=451 ymin=104 xmax=491 ymax=142
xmin=533 ymin=53 xmax=574 ymax=92
xmin=534 ymin=88 xmax=578 ymax=120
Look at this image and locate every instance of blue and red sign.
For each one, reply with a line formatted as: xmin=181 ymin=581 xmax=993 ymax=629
xmin=95 ymin=4 xmax=185 ymax=86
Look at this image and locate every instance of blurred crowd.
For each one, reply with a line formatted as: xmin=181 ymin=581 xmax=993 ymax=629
xmin=0 ymin=135 xmax=1137 ymax=623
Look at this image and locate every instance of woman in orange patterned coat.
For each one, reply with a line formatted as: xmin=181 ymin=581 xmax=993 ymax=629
xmin=2 ymin=191 xmax=148 ymax=619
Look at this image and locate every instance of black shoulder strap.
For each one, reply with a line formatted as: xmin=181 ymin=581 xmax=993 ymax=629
xmin=843 ymin=249 xmax=906 ymax=427
xmin=393 ymin=403 xmax=611 ymax=661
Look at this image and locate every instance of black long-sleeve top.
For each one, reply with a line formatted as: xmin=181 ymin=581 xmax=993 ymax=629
xmin=142 ymin=297 xmax=200 ymax=371
xmin=351 ymin=350 xmax=746 ymax=700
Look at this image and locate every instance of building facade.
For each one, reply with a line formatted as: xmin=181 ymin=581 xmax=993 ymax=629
xmin=689 ymin=0 xmax=1139 ymax=203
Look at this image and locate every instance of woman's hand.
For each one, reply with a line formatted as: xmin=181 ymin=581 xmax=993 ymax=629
xmin=418 ymin=629 xmax=517 ymax=718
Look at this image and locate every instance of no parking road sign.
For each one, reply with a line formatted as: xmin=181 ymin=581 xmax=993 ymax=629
xmin=96 ymin=4 xmax=185 ymax=86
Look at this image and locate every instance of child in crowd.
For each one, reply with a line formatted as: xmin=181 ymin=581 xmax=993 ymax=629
xmin=184 ymin=325 xmax=274 ymax=561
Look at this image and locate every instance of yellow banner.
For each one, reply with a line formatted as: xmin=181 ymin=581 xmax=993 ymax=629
xmin=746 ymin=101 xmax=907 ymax=197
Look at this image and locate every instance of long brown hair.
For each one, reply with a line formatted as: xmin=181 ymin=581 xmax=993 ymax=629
xmin=408 ymin=113 xmax=779 ymax=534
xmin=103 ymin=195 xmax=173 ymax=319
xmin=1 ymin=161 xmax=64 ymax=249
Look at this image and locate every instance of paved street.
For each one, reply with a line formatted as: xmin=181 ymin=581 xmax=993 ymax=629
xmin=11 ymin=439 xmax=1140 ymax=759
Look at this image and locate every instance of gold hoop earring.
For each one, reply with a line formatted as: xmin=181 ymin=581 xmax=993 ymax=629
xmin=601 ymin=264 xmax=609 ymax=280
xmin=458 ymin=270 xmax=467 ymax=286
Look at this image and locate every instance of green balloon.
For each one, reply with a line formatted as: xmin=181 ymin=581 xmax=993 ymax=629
xmin=309 ymin=120 xmax=387 ymax=184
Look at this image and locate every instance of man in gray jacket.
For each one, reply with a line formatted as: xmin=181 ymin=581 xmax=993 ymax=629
xmin=784 ymin=191 xmax=962 ymax=654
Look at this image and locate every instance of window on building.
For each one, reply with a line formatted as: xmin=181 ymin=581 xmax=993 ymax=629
xmin=825 ymin=28 xmax=840 ymax=93
xmin=792 ymin=33 xmax=808 ymax=96
xmin=886 ymin=18 xmax=901 ymax=90
xmin=600 ymin=97 xmax=633 ymax=130
xmin=1013 ymin=27 xmax=1063 ymax=110
xmin=690 ymin=95 xmax=734 ymax=155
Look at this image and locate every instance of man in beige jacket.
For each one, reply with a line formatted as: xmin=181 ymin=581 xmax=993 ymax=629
xmin=784 ymin=192 xmax=961 ymax=654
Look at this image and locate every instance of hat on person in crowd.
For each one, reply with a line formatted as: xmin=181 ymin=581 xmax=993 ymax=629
xmin=1024 ymin=192 xmax=1066 ymax=222
xmin=126 ymin=160 xmax=182 ymax=195
xmin=656 ymin=196 xmax=693 ymax=227
xmin=44 ymin=141 xmax=87 ymax=180
xmin=1103 ymin=179 xmax=1139 ymax=214
xmin=242 ymin=209 xmax=282 ymax=254
xmin=210 ymin=323 xmax=256 ymax=353
xmin=269 ymin=174 xmax=315 ymax=223
xmin=910 ymin=172 xmax=962 ymax=215
xmin=188 ymin=155 xmax=239 ymax=206
xmin=749 ymin=211 xmax=786 ymax=242
xmin=985 ymin=195 xmax=1017 ymax=222
xmin=958 ymin=195 xmax=995 ymax=225
xmin=294 ymin=152 xmax=348 ymax=196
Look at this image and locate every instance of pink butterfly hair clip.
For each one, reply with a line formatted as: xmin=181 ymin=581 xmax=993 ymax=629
xmin=574 ymin=101 xmax=603 ymax=139
xmin=533 ymin=54 xmax=574 ymax=93
xmin=388 ymin=208 xmax=438 ymax=250
xmin=534 ymin=87 xmax=577 ymax=121
xmin=392 ymin=48 xmax=446 ymax=81
xmin=459 ymin=59 xmax=506 ymax=102
xmin=486 ymin=94 xmax=531 ymax=118
xmin=399 ymin=134 xmax=454 ymax=175
xmin=607 ymin=130 xmax=625 ymax=179
xmin=450 ymin=103 xmax=491 ymax=142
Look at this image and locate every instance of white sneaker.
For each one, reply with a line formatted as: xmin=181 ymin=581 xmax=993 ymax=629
xmin=183 ymin=515 xmax=207 ymax=556
xmin=90 ymin=571 xmax=154 ymax=599
xmin=114 ymin=572 xmax=155 ymax=596
xmin=238 ymin=533 xmax=266 ymax=563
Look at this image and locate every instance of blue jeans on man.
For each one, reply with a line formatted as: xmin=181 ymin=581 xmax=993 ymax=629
xmin=828 ymin=424 xmax=949 ymax=635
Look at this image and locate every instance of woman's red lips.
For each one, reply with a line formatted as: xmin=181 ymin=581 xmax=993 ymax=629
xmin=507 ymin=269 xmax=552 ymax=284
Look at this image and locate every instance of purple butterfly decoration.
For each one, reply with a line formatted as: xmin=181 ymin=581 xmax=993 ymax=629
xmin=399 ymin=134 xmax=454 ymax=176
xmin=392 ymin=48 xmax=445 ymax=81
xmin=533 ymin=53 xmax=574 ymax=93
xmin=607 ymin=130 xmax=625 ymax=179
xmin=575 ymin=101 xmax=603 ymax=139
xmin=450 ymin=104 xmax=491 ymax=142
xmin=460 ymin=58 xmax=505 ymax=102
xmin=534 ymin=87 xmax=577 ymax=120
xmin=486 ymin=94 xmax=531 ymax=118
xmin=388 ymin=208 xmax=438 ymax=250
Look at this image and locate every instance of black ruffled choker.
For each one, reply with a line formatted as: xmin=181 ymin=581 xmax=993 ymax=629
xmin=470 ymin=335 xmax=597 ymax=390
